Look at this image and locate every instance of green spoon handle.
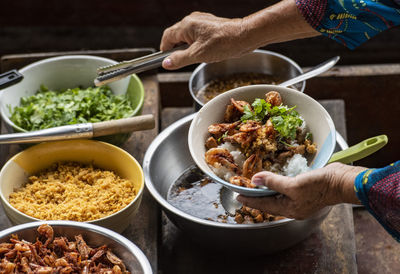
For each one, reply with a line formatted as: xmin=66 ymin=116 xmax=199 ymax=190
xmin=328 ymin=135 xmax=388 ymax=164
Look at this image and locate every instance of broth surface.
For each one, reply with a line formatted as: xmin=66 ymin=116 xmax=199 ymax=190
xmin=167 ymin=165 xmax=234 ymax=223
xmin=167 ymin=165 xmax=285 ymax=224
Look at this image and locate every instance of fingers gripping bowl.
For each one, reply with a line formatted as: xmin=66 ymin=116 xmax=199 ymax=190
xmin=188 ymin=85 xmax=336 ymax=196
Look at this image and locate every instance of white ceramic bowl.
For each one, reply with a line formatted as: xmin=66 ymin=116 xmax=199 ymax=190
xmin=188 ymin=85 xmax=336 ymax=196
xmin=0 ymin=140 xmax=144 ymax=233
xmin=0 ymin=55 xmax=145 ymax=145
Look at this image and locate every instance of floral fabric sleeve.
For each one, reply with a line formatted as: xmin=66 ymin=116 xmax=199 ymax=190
xmin=354 ymin=161 xmax=400 ymax=241
xmin=295 ymin=0 xmax=400 ymax=49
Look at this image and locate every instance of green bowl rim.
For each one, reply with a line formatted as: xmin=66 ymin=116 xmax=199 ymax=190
xmin=9 ymin=74 xmax=145 ymax=133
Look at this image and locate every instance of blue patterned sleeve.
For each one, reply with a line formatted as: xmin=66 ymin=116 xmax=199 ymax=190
xmin=354 ymin=161 xmax=400 ymax=241
xmin=296 ymin=0 xmax=400 ymax=49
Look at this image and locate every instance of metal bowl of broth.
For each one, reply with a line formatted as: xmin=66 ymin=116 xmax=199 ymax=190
xmin=189 ymin=50 xmax=305 ymax=109
xmin=143 ymin=114 xmax=342 ymax=254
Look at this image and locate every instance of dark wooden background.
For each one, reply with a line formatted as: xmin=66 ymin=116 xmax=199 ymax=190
xmin=0 ymin=0 xmax=399 ymax=166
xmin=1 ymin=0 xmax=400 ymax=66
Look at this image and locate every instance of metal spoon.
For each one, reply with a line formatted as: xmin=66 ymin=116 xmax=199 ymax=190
xmin=220 ymin=135 xmax=388 ymax=216
xmin=0 ymin=114 xmax=155 ymax=144
xmin=278 ymin=56 xmax=340 ymax=89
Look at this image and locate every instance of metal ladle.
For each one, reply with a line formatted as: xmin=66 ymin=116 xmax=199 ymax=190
xmin=278 ymin=56 xmax=340 ymax=89
xmin=221 ymin=135 xmax=388 ymax=216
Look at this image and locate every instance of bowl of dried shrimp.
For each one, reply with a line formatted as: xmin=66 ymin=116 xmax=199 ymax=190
xmin=188 ymin=85 xmax=336 ymax=197
xmin=0 ymin=221 xmax=152 ymax=273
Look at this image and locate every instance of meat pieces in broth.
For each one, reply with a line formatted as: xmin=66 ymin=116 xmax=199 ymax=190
xmin=205 ymin=90 xmax=317 ymax=187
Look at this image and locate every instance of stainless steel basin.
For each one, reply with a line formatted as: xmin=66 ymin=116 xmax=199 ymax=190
xmin=143 ymin=114 xmax=342 ymax=254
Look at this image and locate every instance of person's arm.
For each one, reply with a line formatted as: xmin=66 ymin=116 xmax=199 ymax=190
xmin=160 ymin=0 xmax=319 ymax=70
xmin=236 ymin=162 xmax=366 ymax=220
xmin=295 ymin=0 xmax=400 ymax=49
xmin=354 ymin=160 xmax=400 ymax=241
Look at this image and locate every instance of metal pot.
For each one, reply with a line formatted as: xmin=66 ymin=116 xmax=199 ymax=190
xmin=143 ymin=114 xmax=345 ymax=254
xmin=189 ymin=50 xmax=305 ymax=110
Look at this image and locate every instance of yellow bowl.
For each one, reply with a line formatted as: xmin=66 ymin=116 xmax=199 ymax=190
xmin=0 ymin=140 xmax=144 ymax=233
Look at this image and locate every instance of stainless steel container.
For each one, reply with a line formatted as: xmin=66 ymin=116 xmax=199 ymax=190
xmin=189 ymin=50 xmax=305 ymax=109
xmin=0 ymin=221 xmax=153 ymax=274
xmin=143 ymin=114 xmax=340 ymax=254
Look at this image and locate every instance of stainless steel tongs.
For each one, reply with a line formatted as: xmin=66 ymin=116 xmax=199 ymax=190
xmin=94 ymin=44 xmax=189 ymax=86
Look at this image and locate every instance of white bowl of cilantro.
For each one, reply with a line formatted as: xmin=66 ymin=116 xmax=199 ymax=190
xmin=0 ymin=55 xmax=145 ymax=146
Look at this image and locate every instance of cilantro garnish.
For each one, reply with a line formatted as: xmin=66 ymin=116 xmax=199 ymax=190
xmin=240 ymin=97 xmax=303 ymax=140
xmin=218 ymin=131 xmax=229 ymax=142
xmin=271 ymin=114 xmax=303 ymax=140
xmin=9 ymin=85 xmax=135 ymax=131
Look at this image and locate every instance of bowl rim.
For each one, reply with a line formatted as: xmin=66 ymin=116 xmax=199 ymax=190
xmin=0 ymin=139 xmax=145 ymax=224
xmin=0 ymin=220 xmax=152 ymax=274
xmin=0 ymin=54 xmax=145 ymax=133
xmin=188 ymin=84 xmax=336 ymax=197
xmin=188 ymin=49 xmax=305 ymax=107
xmin=143 ymin=113 xmax=299 ymax=229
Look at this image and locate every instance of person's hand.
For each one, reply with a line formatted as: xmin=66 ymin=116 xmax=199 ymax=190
xmin=159 ymin=0 xmax=320 ymax=70
xmin=237 ymin=163 xmax=366 ymax=219
xmin=160 ymin=12 xmax=253 ymax=70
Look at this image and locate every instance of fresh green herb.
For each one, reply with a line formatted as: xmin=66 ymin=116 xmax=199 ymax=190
xmin=218 ymin=131 xmax=229 ymax=142
xmin=271 ymin=114 xmax=303 ymax=140
xmin=241 ymin=99 xmax=269 ymax=122
xmin=241 ymin=105 xmax=257 ymax=122
xmin=279 ymin=138 xmax=295 ymax=147
xmin=305 ymin=132 xmax=313 ymax=141
xmin=240 ymin=97 xmax=303 ymax=140
xmin=9 ymin=85 xmax=135 ymax=131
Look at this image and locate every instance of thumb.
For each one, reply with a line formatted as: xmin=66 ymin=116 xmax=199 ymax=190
xmin=162 ymin=47 xmax=195 ymax=70
xmin=252 ymin=171 xmax=293 ymax=195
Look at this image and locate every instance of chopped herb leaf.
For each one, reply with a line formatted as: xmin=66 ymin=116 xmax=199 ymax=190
xmin=218 ymin=131 xmax=229 ymax=142
xmin=241 ymin=105 xmax=257 ymax=122
xmin=240 ymin=96 xmax=303 ymax=140
xmin=9 ymin=85 xmax=135 ymax=131
xmin=271 ymin=114 xmax=303 ymax=140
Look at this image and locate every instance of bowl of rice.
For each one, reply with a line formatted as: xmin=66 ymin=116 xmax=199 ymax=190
xmin=0 ymin=140 xmax=144 ymax=233
xmin=188 ymin=84 xmax=336 ymax=197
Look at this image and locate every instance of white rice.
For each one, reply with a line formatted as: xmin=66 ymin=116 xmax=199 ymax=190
xmin=211 ymin=166 xmax=236 ymax=182
xmin=282 ymin=154 xmax=310 ymax=177
xmin=299 ymin=115 xmax=306 ymax=131
xmin=212 ymin=127 xmax=310 ymax=180
xmin=219 ymin=142 xmax=237 ymax=152
xmin=218 ymin=143 xmax=246 ymax=167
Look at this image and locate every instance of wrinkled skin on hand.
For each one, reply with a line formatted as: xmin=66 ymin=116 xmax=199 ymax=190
xmin=160 ymin=12 xmax=253 ymax=70
xmin=159 ymin=0 xmax=320 ymax=70
xmin=237 ymin=163 xmax=366 ymax=219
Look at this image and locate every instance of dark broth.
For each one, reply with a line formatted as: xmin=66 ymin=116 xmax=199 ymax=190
xmin=167 ymin=165 xmax=285 ymax=224
xmin=167 ymin=165 xmax=234 ymax=223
